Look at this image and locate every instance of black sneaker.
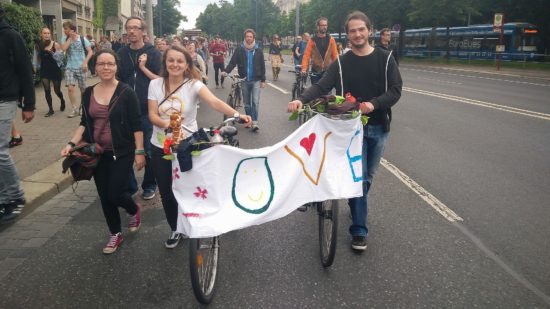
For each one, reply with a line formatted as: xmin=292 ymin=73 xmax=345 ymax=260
xmin=351 ymin=236 xmax=367 ymax=251
xmin=165 ymin=231 xmax=182 ymax=249
xmin=8 ymin=136 xmax=22 ymax=148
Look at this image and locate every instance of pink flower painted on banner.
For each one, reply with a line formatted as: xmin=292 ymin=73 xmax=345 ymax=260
xmin=194 ymin=187 xmax=208 ymax=199
xmin=183 ymin=213 xmax=201 ymax=218
xmin=173 ymin=167 xmax=180 ymax=180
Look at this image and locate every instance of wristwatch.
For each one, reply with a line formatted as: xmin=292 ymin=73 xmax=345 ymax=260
xmin=233 ymin=112 xmax=240 ymax=119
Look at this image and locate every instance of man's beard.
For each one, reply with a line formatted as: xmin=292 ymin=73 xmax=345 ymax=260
xmin=350 ymin=39 xmax=366 ymax=49
xmin=319 ymin=28 xmax=327 ymax=35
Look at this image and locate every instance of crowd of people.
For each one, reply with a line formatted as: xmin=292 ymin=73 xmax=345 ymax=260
xmin=1 ymin=8 xmax=401 ymax=254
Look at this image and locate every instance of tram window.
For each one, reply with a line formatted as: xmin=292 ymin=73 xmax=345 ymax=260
xmin=482 ymin=37 xmax=498 ymax=50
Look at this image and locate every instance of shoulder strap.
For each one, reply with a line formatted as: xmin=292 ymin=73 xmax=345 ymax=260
xmin=158 ymin=79 xmax=191 ymax=106
xmin=80 ymin=36 xmax=86 ymax=56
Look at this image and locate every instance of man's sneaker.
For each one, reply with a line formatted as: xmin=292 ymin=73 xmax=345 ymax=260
xmin=103 ymin=233 xmax=123 ymax=254
xmin=8 ymin=136 xmax=22 ymax=148
xmin=351 ymin=236 xmax=367 ymax=251
xmin=128 ymin=207 xmax=141 ymax=232
xmin=67 ymin=109 xmax=78 ymax=118
xmin=297 ymin=205 xmax=308 ymax=212
xmin=165 ymin=231 xmax=182 ymax=249
xmin=252 ymin=124 xmax=260 ymax=132
xmin=142 ymin=189 xmax=156 ymax=200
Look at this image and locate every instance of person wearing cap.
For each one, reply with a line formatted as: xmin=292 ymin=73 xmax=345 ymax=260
xmin=269 ymin=34 xmax=283 ymax=81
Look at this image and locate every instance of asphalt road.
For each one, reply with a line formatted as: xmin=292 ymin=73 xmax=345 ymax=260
xmin=1 ymin=58 xmax=549 ymax=308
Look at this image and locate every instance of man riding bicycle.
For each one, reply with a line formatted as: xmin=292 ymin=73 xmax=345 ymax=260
xmin=300 ymin=18 xmax=338 ymax=85
xmin=289 ymin=11 xmax=402 ymax=252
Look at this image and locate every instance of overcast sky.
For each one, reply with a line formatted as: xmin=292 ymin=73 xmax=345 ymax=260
xmin=179 ymin=0 xmax=233 ymax=30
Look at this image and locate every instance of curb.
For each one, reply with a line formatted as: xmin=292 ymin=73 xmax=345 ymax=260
xmin=18 ymin=158 xmax=73 ymax=220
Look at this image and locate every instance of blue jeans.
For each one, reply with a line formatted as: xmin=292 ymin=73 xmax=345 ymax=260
xmin=128 ymin=113 xmax=157 ymax=194
xmin=0 ymin=102 xmax=24 ymax=204
xmin=241 ymin=80 xmax=261 ymax=123
xmin=348 ymin=125 xmax=389 ymax=237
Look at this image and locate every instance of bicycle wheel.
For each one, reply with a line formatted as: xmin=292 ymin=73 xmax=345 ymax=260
xmin=225 ymin=95 xmax=235 ymax=120
xmin=189 ymin=237 xmax=219 ymax=304
xmin=291 ymin=82 xmax=298 ymax=100
xmin=235 ymin=87 xmax=242 ymax=109
xmin=317 ymin=200 xmax=338 ymax=267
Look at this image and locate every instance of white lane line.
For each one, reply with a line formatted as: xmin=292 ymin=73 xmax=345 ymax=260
xmin=405 ymin=68 xmax=550 ymax=87
xmin=419 ymin=77 xmax=463 ymax=85
xmin=404 ymin=87 xmax=550 ymax=121
xmin=267 ymin=81 xmax=290 ymax=94
xmin=381 ymin=158 xmax=463 ymax=222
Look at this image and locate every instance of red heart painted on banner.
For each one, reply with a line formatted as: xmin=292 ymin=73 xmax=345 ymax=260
xmin=300 ymin=133 xmax=316 ymax=156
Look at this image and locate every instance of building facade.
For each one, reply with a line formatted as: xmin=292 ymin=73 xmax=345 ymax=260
xmin=2 ymin=0 xmax=103 ymax=40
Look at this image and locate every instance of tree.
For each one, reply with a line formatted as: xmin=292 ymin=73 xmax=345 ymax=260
xmin=153 ymin=0 xmax=187 ymax=36
xmin=0 ymin=3 xmax=43 ymax=56
xmin=408 ymin=0 xmax=480 ymax=27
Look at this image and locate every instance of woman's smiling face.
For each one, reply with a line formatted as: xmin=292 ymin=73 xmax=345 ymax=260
xmin=165 ymin=49 xmax=188 ymax=78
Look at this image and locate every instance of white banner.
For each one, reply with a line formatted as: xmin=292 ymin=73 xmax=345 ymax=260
xmin=172 ymin=115 xmax=364 ymax=238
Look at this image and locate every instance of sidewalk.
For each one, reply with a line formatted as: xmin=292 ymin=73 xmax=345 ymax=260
xmin=6 ymin=77 xmax=99 ymax=223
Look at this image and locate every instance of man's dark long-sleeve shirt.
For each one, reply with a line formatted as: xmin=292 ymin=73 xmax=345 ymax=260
xmin=299 ymin=48 xmax=402 ymax=130
xmin=0 ymin=19 xmax=35 ymax=110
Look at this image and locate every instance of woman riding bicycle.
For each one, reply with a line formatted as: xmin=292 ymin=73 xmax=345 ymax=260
xmin=147 ymin=46 xmax=251 ymax=248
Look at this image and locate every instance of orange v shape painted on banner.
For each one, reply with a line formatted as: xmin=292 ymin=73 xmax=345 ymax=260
xmin=284 ymin=132 xmax=332 ymax=185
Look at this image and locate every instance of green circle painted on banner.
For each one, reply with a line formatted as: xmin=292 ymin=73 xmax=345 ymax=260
xmin=232 ymin=157 xmax=274 ymax=214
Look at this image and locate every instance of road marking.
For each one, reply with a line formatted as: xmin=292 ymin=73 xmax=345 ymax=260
xmin=267 ymin=81 xmax=290 ymax=94
xmin=419 ymin=77 xmax=463 ymax=85
xmin=404 ymin=87 xmax=550 ymax=121
xmin=404 ymin=68 xmax=550 ymax=87
xmin=381 ymin=158 xmax=463 ymax=222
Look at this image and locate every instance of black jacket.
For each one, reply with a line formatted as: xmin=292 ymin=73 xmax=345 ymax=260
xmin=80 ymin=82 xmax=142 ymax=158
xmin=116 ymin=43 xmax=161 ymax=114
xmin=224 ymin=44 xmax=266 ymax=82
xmin=299 ymin=48 xmax=402 ymax=132
xmin=0 ymin=19 xmax=35 ymax=111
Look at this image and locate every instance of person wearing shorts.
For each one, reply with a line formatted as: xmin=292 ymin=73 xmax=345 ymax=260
xmin=60 ymin=20 xmax=93 ymax=118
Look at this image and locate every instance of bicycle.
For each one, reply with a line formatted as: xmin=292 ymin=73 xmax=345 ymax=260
xmin=225 ymin=75 xmax=245 ymax=120
xmin=179 ymin=116 xmax=243 ymax=304
xmin=296 ymin=106 xmax=358 ymax=268
xmin=290 ymin=68 xmax=321 ymax=126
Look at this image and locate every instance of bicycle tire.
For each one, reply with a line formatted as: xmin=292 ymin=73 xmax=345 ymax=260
xmin=318 ymin=200 xmax=338 ymax=267
xmin=235 ymin=87 xmax=242 ymax=109
xmin=291 ymin=82 xmax=298 ymax=101
xmin=225 ymin=95 xmax=235 ymax=120
xmin=189 ymin=237 xmax=220 ymax=304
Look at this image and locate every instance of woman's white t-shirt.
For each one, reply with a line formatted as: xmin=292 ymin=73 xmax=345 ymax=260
xmin=147 ymin=77 xmax=204 ymax=148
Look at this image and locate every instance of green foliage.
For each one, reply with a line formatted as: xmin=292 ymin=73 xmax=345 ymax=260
xmin=103 ymin=0 xmax=118 ymax=18
xmin=0 ymin=3 xmax=43 ymax=56
xmin=93 ymin=0 xmax=104 ymax=29
xmin=153 ymin=0 xmax=187 ymax=37
xmin=196 ymin=0 xmax=280 ymax=41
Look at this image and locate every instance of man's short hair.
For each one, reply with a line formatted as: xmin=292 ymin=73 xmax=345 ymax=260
xmin=244 ymin=29 xmax=256 ymax=38
xmin=316 ymin=17 xmax=328 ymax=26
xmin=62 ymin=20 xmax=77 ymax=31
xmin=125 ymin=16 xmax=147 ymax=31
xmin=344 ymin=11 xmax=372 ymax=33
xmin=380 ymin=28 xmax=391 ymax=36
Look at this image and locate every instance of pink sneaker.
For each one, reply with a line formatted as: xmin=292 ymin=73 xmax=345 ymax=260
xmin=103 ymin=233 xmax=123 ymax=254
xmin=128 ymin=206 xmax=141 ymax=232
